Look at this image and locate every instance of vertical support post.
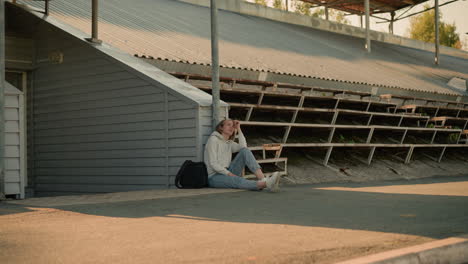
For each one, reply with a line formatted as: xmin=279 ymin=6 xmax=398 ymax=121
xmin=331 ymin=110 xmax=339 ymax=125
xmin=397 ymin=116 xmax=404 ymax=127
xmin=328 ymin=127 xmax=336 ymax=143
xmin=430 ymin=130 xmax=437 ymax=144
xmin=360 ymin=15 xmax=363 ymax=28
xmin=438 ymin=146 xmax=446 ymax=163
xmin=0 ymin=0 xmax=5 ymax=199
xmin=367 ymin=146 xmax=376 ymax=165
xmin=286 ymin=0 xmax=289 ymax=11
xmin=456 ymin=131 xmax=463 ymax=144
xmin=324 ymin=146 xmax=333 ymax=166
xmin=211 ymin=0 xmax=220 ymax=128
xmin=405 ymin=146 xmax=414 ymax=164
xmin=400 ymin=129 xmax=408 ymax=144
xmin=291 ymin=96 xmax=305 ymax=123
xmin=92 ymin=0 xmax=99 ymax=41
xmin=86 ymin=0 xmax=101 ymax=44
xmin=366 ymin=114 xmax=373 ymax=126
xmin=364 ymin=0 xmax=371 ymax=53
xmin=366 ymin=128 xmax=374 ymax=143
xmin=435 ymin=0 xmax=440 ymax=65
xmin=389 ymin=11 xmax=395 ymax=34
xmin=257 ymin=93 xmax=264 ymax=106
xmin=246 ymin=92 xmax=264 ymax=121
xmin=325 ymin=7 xmax=329 ymax=20
xmin=245 ymin=107 xmax=254 ymax=121
xmin=282 ymin=125 xmax=292 ymax=144
xmin=334 ymin=98 xmax=340 ymax=109
xmin=365 ymin=101 xmax=371 ymax=112
xmin=282 ymin=96 xmax=304 ymax=144
xmin=45 ymin=0 xmax=49 ymax=15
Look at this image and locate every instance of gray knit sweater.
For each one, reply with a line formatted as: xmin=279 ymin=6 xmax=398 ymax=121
xmin=204 ymin=130 xmax=247 ymax=177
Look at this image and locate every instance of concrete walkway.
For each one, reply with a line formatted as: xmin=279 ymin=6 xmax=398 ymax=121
xmin=1 ymin=176 xmax=468 ymax=264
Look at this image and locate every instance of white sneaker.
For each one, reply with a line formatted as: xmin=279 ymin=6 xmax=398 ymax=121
xmin=265 ymin=172 xmax=281 ymax=192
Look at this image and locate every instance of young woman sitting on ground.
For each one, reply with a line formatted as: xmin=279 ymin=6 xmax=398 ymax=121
xmin=204 ymin=119 xmax=281 ymax=192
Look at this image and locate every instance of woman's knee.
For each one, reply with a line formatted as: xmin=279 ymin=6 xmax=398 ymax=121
xmin=238 ymin=147 xmax=252 ymax=156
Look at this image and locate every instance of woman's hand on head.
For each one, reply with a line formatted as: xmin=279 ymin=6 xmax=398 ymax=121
xmin=233 ymin=120 xmax=241 ymax=130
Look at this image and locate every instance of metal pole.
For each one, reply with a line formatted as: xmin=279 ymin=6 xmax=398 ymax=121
xmin=45 ymin=0 xmax=49 ymax=15
xmin=435 ymin=0 xmax=440 ymax=65
xmin=210 ymin=0 xmax=220 ymax=128
xmin=91 ymin=0 xmax=99 ymax=42
xmin=325 ymin=7 xmax=329 ymax=20
xmin=364 ymin=0 xmax=371 ymax=53
xmin=0 ymin=0 xmax=5 ymax=199
xmin=389 ymin=11 xmax=394 ymax=34
xmin=286 ymin=0 xmax=289 ymax=11
xmin=86 ymin=0 xmax=101 ymax=43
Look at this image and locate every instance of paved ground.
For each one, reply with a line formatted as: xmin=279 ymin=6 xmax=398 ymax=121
xmin=1 ymin=175 xmax=468 ymax=264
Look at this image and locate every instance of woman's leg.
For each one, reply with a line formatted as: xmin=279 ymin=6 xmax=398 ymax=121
xmin=229 ymin=148 xmax=265 ymax=180
xmin=208 ymin=174 xmax=261 ymax=191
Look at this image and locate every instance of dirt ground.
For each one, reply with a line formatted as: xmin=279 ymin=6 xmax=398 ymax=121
xmin=2 ymin=176 xmax=468 ymax=264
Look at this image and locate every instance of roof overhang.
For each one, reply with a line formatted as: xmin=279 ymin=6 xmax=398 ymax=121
xmin=301 ymin=0 xmax=429 ymax=15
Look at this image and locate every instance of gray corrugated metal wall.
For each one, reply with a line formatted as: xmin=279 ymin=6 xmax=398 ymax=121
xmin=30 ymin=19 xmax=199 ymax=196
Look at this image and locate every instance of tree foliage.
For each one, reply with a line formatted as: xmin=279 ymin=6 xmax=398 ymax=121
xmin=273 ymin=0 xmax=285 ymax=10
xmin=293 ymin=1 xmax=349 ymax=24
xmin=254 ymin=0 xmax=268 ymax=6
xmin=294 ymin=1 xmax=313 ymax=16
xmin=311 ymin=8 xmax=350 ymax=25
xmin=408 ymin=6 xmax=461 ymax=49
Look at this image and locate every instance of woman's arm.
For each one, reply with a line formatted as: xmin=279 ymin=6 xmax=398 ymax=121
xmin=231 ymin=120 xmax=247 ymax=153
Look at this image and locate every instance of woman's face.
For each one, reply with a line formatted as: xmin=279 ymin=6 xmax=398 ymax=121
xmin=221 ymin=120 xmax=235 ymax=136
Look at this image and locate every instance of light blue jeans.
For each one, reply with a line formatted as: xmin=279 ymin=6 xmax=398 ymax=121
xmin=208 ymin=148 xmax=262 ymax=191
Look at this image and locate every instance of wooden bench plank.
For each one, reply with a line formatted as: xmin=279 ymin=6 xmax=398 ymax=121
xmin=195 ymin=85 xmax=397 ymax=108
xmin=239 ymin=121 xmax=462 ymax=132
xmin=250 ymin=143 xmax=468 ymax=148
xmin=229 ymin=102 xmax=430 ymax=120
xmin=172 ymin=72 xmax=468 ymax=110
xmin=403 ymin=104 xmax=468 ymax=112
xmin=257 ymin=158 xmax=288 ymax=164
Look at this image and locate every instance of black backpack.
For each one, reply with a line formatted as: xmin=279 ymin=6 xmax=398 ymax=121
xmin=175 ymin=160 xmax=209 ymax=189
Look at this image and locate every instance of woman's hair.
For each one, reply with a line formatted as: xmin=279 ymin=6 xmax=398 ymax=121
xmin=215 ymin=119 xmax=236 ymax=141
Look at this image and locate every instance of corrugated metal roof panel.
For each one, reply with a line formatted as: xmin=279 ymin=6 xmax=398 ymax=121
xmin=17 ymin=0 xmax=468 ymax=95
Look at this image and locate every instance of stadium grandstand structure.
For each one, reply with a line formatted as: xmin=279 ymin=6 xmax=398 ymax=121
xmin=171 ymin=72 xmax=468 ymax=176
xmin=300 ymin=0 xmax=429 ymax=15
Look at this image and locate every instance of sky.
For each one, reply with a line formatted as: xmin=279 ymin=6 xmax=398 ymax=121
xmin=248 ymin=0 xmax=468 ymax=50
